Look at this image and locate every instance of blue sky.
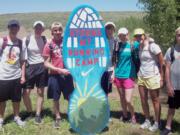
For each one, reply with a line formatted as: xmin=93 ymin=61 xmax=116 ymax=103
xmin=0 ymin=0 xmax=141 ymax=14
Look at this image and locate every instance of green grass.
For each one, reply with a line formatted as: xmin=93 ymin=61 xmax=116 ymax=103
xmin=0 ymin=88 xmax=180 ymax=135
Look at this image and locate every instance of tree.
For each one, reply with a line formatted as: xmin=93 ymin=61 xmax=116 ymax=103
xmin=138 ymin=0 xmax=179 ymax=52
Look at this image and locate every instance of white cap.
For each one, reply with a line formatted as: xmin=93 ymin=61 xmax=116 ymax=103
xmin=105 ymin=22 xmax=116 ymax=29
xmin=118 ymin=27 xmax=128 ymax=35
xmin=33 ymin=21 xmax=45 ymax=28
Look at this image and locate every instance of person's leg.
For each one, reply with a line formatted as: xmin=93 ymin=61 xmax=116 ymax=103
xmin=117 ymin=87 xmax=128 ymax=118
xmin=22 ymin=89 xmax=32 ymax=113
xmin=12 ymin=102 xmax=20 ymax=117
xmin=0 ymin=102 xmax=6 ymax=119
xmin=149 ymin=89 xmax=161 ymax=123
xmin=12 ymin=101 xmax=25 ymax=126
xmin=125 ymin=88 xmax=136 ymax=122
xmin=11 ymin=78 xmax=25 ymax=126
xmin=36 ymin=87 xmax=44 ymax=116
xmin=53 ymin=100 xmax=61 ymax=119
xmin=0 ymin=102 xmax=5 ymax=127
xmin=165 ymin=108 xmax=175 ymax=130
xmin=139 ymin=85 xmax=150 ymax=119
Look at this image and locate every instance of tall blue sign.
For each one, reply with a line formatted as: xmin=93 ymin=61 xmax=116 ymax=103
xmin=63 ymin=5 xmax=110 ymax=135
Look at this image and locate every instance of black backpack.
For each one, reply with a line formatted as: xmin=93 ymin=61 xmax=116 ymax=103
xmin=131 ymin=45 xmax=140 ymax=74
xmin=112 ymin=41 xmax=121 ymax=66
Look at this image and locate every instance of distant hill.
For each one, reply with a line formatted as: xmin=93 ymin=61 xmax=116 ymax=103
xmin=0 ymin=11 xmax=145 ymax=30
xmin=0 ymin=11 xmax=146 ymax=38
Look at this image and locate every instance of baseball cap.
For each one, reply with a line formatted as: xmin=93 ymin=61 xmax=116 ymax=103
xmin=33 ymin=21 xmax=45 ymax=28
xmin=134 ymin=28 xmax=145 ymax=36
xmin=118 ymin=27 xmax=128 ymax=35
xmin=7 ymin=20 xmax=20 ymax=28
xmin=105 ymin=22 xmax=116 ymax=29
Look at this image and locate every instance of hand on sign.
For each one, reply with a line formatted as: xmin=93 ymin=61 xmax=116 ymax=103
xmin=56 ymin=68 xmax=70 ymax=75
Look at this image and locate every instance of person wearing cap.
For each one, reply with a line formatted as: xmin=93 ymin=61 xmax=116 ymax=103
xmin=0 ymin=20 xmax=26 ymax=127
xmin=101 ymin=21 xmax=117 ymax=122
xmin=161 ymin=27 xmax=180 ymax=135
xmin=137 ymin=31 xmax=164 ymax=132
xmin=113 ymin=27 xmax=137 ymax=124
xmin=101 ymin=22 xmax=116 ymax=95
xmin=22 ymin=21 xmax=48 ymax=124
xmin=43 ymin=22 xmax=74 ymax=128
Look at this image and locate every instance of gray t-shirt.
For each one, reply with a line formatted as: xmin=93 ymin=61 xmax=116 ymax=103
xmin=0 ymin=37 xmax=26 ymax=80
xmin=23 ymin=35 xmax=45 ymax=64
xmin=138 ymin=43 xmax=161 ymax=78
xmin=164 ymin=45 xmax=180 ymax=90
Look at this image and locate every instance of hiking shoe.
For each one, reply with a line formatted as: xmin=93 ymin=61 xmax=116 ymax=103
xmin=53 ymin=118 xmax=61 ymax=129
xmin=140 ymin=119 xmax=151 ymax=129
xmin=14 ymin=116 xmax=25 ymax=127
xmin=160 ymin=128 xmax=172 ymax=135
xmin=149 ymin=122 xmax=159 ymax=132
xmin=120 ymin=116 xmax=129 ymax=123
xmin=34 ymin=115 xmax=42 ymax=124
xmin=130 ymin=116 xmax=137 ymax=124
xmin=109 ymin=117 xmax=113 ymax=123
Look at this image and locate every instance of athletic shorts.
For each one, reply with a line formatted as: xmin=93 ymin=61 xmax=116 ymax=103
xmin=168 ymin=90 xmax=180 ymax=109
xmin=0 ymin=78 xmax=22 ymax=102
xmin=24 ymin=63 xmax=48 ymax=89
xmin=114 ymin=78 xmax=135 ymax=89
xmin=137 ymin=75 xmax=161 ymax=90
xmin=25 ymin=71 xmax=48 ymax=89
xmin=47 ymin=74 xmax=74 ymax=101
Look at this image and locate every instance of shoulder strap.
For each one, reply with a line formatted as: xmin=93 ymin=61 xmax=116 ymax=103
xmin=2 ymin=37 xmax=8 ymax=49
xmin=170 ymin=45 xmax=175 ymax=63
xmin=25 ymin=35 xmax=31 ymax=48
xmin=0 ymin=37 xmax=8 ymax=57
xmin=41 ymin=36 xmax=47 ymax=45
xmin=48 ymin=42 xmax=54 ymax=61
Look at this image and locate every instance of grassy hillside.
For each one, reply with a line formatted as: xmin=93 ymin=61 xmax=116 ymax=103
xmin=0 ymin=11 xmax=145 ymax=33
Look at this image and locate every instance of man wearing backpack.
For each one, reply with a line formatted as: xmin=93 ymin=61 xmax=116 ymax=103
xmin=0 ymin=20 xmax=26 ymax=128
xmin=22 ymin=21 xmax=48 ymax=124
xmin=43 ymin=22 xmax=74 ymax=128
xmin=161 ymin=27 xmax=180 ymax=135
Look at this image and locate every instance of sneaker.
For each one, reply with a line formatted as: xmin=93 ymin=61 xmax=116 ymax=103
xmin=160 ymin=128 xmax=172 ymax=135
xmin=130 ymin=116 xmax=137 ymax=124
xmin=53 ymin=118 xmax=61 ymax=129
xmin=14 ymin=116 xmax=25 ymax=127
xmin=34 ymin=115 xmax=42 ymax=124
xmin=109 ymin=117 xmax=113 ymax=123
xmin=120 ymin=116 xmax=129 ymax=123
xmin=149 ymin=122 xmax=159 ymax=132
xmin=140 ymin=119 xmax=151 ymax=129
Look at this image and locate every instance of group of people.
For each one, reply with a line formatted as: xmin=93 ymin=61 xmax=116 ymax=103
xmin=0 ymin=20 xmax=74 ymax=129
xmin=103 ymin=22 xmax=180 ymax=135
xmin=0 ymin=19 xmax=179 ymax=135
